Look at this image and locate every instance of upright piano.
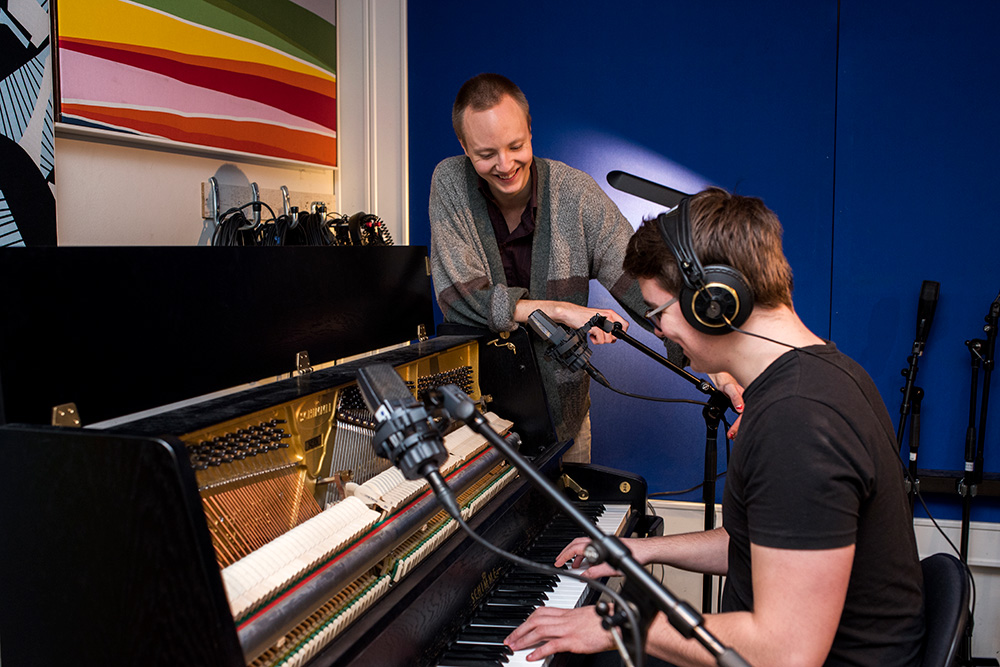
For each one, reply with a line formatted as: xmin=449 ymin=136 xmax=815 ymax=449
xmin=0 ymin=247 xmax=659 ymax=667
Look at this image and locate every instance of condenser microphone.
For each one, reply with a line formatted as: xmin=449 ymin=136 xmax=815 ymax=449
xmin=526 ymin=309 xmax=592 ymax=372
xmin=356 ymin=364 xmax=448 ymax=481
xmin=526 ymin=310 xmax=608 ymax=384
xmin=914 ymin=280 xmax=940 ymax=349
xmin=356 ymin=364 xmax=461 ymax=518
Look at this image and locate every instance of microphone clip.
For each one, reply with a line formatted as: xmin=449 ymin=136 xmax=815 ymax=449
xmin=547 ymin=326 xmax=593 ymax=372
xmin=371 ymin=401 xmax=447 ymax=478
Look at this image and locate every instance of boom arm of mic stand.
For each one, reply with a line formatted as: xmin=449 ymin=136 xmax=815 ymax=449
xmin=588 ymin=315 xmax=733 ymax=412
xmin=436 ymin=386 xmax=751 ymax=667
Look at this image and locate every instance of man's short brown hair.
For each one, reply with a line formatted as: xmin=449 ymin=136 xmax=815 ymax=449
xmin=452 ymin=73 xmax=531 ymax=145
xmin=624 ymin=187 xmax=794 ymax=309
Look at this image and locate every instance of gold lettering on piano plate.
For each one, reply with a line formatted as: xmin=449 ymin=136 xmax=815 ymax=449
xmin=295 ymin=399 xmax=334 ymax=423
xmin=472 ymin=565 xmax=505 ymax=605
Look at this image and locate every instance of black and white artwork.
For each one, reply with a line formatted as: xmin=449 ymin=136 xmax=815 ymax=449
xmin=1 ymin=0 xmax=56 ymax=247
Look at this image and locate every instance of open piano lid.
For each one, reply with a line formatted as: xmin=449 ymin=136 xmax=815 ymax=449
xmin=0 ymin=246 xmax=435 ymax=426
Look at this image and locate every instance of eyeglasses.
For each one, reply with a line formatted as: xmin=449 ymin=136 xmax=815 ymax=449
xmin=644 ymin=296 xmax=678 ymax=329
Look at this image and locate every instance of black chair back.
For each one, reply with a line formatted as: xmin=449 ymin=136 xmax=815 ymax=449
xmin=920 ymin=552 xmax=970 ymax=667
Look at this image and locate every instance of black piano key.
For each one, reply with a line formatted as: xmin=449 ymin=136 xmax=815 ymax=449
xmin=488 ymin=590 xmax=548 ymax=604
xmin=435 ymin=502 xmax=614 ymax=666
xmin=455 ymin=628 xmax=508 ymax=644
xmin=475 ymin=606 xmax=533 ymax=621
xmin=438 ymin=657 xmax=505 ymax=667
xmin=470 ymin=617 xmax=531 ymax=630
xmin=440 ymin=644 xmax=511 ymax=662
xmin=496 ymin=581 xmax=553 ymax=593
xmin=501 ymin=572 xmax=552 ymax=582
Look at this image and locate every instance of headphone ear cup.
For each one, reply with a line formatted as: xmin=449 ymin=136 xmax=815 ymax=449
xmin=347 ymin=212 xmax=364 ymax=245
xmin=681 ymin=264 xmax=754 ymax=335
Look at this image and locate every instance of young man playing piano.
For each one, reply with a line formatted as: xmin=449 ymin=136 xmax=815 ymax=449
xmin=505 ymin=188 xmax=925 ymax=666
xmin=429 ymin=74 xmax=743 ymax=462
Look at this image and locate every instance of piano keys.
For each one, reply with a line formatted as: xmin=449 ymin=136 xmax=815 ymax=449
xmin=437 ymin=502 xmax=630 ymax=667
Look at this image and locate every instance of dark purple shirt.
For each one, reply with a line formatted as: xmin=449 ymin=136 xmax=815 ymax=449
xmin=476 ymin=161 xmax=538 ymax=290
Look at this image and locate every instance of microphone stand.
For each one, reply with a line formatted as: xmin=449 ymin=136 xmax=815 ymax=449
xmin=904 ymin=387 xmax=923 ymax=511
xmin=897 ymin=339 xmax=927 ymax=511
xmin=957 ymin=292 xmax=999 ymax=667
xmin=589 ymin=314 xmax=733 ymax=614
xmin=434 ymin=385 xmax=751 ymax=667
xmin=898 ymin=280 xmax=940 ymax=510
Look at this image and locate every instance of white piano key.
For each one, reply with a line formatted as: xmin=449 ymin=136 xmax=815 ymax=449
xmin=440 ymin=502 xmax=631 ymax=667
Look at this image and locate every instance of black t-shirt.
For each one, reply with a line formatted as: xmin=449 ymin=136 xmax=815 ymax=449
xmin=722 ymin=343 xmax=924 ymax=666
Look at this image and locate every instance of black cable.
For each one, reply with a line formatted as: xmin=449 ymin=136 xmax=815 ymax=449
xmin=587 ymin=362 xmax=738 ymax=433
xmin=441 ymin=497 xmax=646 ymax=666
xmin=211 ymin=200 xmax=279 ymax=246
xmin=649 ymin=472 xmax=729 ymax=498
xmin=219 ymin=200 xmax=278 ymax=223
xmin=261 ymin=215 xmax=292 ymax=246
xmin=905 ymin=460 xmax=977 ymax=619
xmin=591 ymin=373 xmax=711 ymax=407
xmin=212 ymin=210 xmax=258 ymax=246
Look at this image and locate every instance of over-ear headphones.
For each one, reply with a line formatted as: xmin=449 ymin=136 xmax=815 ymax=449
xmin=347 ymin=212 xmax=366 ymax=245
xmin=347 ymin=212 xmax=394 ymax=246
xmin=655 ymin=197 xmax=754 ymax=335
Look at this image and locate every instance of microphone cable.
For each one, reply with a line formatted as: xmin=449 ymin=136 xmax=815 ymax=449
xmin=589 ymin=370 xmax=716 ymax=408
xmin=649 ymin=472 xmax=729 ymax=499
xmin=587 ymin=368 xmax=734 ymax=442
xmin=433 ymin=490 xmax=646 ymax=667
xmin=574 ymin=321 xmax=730 ymax=413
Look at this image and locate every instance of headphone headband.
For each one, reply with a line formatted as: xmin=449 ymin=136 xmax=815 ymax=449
xmin=655 ymin=198 xmax=706 ymax=292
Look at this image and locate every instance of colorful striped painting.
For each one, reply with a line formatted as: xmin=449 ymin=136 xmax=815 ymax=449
xmin=57 ymin=0 xmax=337 ymax=166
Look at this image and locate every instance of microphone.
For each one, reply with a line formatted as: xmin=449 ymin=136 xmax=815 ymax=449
xmin=526 ymin=310 xmax=608 ymax=383
xmin=355 ymin=364 xmax=448 ymax=481
xmin=914 ymin=280 xmax=940 ymax=350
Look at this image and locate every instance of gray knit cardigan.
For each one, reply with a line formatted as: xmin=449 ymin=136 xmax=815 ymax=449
xmin=429 ymin=155 xmax=651 ymax=442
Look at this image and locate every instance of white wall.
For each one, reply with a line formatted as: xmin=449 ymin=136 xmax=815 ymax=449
xmin=337 ymin=0 xmax=409 ymax=244
xmin=54 ymin=129 xmax=336 ymax=245
xmin=53 ymin=0 xmax=407 ymax=247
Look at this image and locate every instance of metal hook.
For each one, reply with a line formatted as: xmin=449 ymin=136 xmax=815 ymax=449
xmin=208 ymin=176 xmax=220 ymax=227
xmin=238 ymin=182 xmax=260 ymax=231
xmin=281 ymin=186 xmax=290 ymax=217
xmin=250 ymin=182 xmax=261 ymax=228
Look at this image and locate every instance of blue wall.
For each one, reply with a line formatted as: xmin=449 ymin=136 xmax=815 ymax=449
xmin=408 ymin=1 xmax=1000 ymax=521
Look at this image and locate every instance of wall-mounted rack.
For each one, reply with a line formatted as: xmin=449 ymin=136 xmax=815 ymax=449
xmin=202 ymin=180 xmax=334 ymax=223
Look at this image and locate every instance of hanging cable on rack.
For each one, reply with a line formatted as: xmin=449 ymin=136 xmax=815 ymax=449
xmin=211 ymin=200 xmax=278 ymax=247
xmin=284 ymin=209 xmax=332 ymax=246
